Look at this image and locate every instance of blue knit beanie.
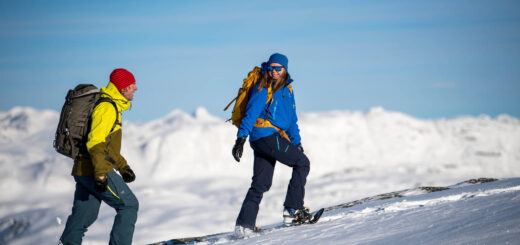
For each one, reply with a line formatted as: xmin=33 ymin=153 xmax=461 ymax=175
xmin=267 ymin=53 xmax=288 ymax=70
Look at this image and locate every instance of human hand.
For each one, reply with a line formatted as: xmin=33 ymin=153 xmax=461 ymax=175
xmin=232 ymin=137 xmax=247 ymax=162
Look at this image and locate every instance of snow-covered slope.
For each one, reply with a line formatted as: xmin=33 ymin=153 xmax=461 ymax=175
xmin=154 ymin=178 xmax=520 ymax=245
xmin=0 ymin=106 xmax=519 ymax=244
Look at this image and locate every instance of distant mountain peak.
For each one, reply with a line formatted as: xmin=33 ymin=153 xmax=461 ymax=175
xmin=0 ymin=109 xmax=29 ymax=131
xmin=0 ymin=107 xmax=58 ymax=141
xmin=193 ymin=107 xmax=221 ymax=122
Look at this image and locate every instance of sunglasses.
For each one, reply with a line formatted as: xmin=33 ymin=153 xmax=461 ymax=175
xmin=267 ymin=66 xmax=283 ymax=72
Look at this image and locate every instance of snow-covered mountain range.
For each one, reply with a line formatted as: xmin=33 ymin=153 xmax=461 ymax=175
xmin=0 ymin=106 xmax=519 ymax=244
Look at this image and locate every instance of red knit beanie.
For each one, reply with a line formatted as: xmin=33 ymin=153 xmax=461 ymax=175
xmin=110 ymin=68 xmax=136 ymax=91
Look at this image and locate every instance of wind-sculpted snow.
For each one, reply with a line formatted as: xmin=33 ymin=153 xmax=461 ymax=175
xmin=0 ymin=106 xmax=519 ymax=244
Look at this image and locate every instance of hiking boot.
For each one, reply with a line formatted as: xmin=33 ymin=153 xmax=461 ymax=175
xmin=283 ymin=207 xmax=312 ymax=225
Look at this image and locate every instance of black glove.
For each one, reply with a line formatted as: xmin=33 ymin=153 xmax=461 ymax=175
xmin=94 ymin=176 xmax=108 ymax=192
xmin=121 ymin=166 xmax=136 ymax=183
xmin=232 ymin=137 xmax=246 ymax=162
xmin=296 ymin=143 xmax=304 ymax=153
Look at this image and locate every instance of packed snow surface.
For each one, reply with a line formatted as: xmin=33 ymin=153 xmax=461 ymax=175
xmin=0 ymin=106 xmax=519 ymax=244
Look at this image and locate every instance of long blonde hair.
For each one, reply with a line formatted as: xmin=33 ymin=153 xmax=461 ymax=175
xmin=256 ymin=69 xmax=288 ymax=93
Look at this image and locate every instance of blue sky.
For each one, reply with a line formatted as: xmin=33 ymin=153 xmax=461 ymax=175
xmin=1 ymin=0 xmax=519 ymax=122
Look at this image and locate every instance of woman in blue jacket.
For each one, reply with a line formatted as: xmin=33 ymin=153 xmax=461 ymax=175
xmin=232 ymin=53 xmax=311 ymax=236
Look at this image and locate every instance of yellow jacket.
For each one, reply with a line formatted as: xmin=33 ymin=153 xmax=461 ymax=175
xmin=72 ymin=82 xmax=131 ymax=178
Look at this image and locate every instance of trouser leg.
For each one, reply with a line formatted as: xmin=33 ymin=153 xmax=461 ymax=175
xmin=251 ymin=134 xmax=310 ymax=209
xmin=60 ymin=179 xmax=101 ymax=245
xmin=62 ymin=172 xmax=138 ymax=245
xmin=236 ymin=152 xmax=275 ymax=229
xmin=102 ymin=171 xmax=139 ymax=245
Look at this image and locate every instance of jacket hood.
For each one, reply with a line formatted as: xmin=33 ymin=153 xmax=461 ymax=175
xmin=100 ymin=82 xmax=131 ymax=111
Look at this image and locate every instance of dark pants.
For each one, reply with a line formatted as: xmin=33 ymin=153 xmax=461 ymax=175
xmin=236 ymin=133 xmax=310 ymax=228
xmin=60 ymin=171 xmax=139 ymax=245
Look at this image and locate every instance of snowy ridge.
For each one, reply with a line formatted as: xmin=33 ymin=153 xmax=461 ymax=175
xmin=126 ymin=106 xmax=520 ymax=180
xmin=0 ymin=106 xmax=519 ymax=244
xmin=340 ymin=184 xmax=520 ymax=218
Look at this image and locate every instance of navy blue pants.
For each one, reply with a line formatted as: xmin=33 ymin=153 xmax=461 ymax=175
xmin=60 ymin=171 xmax=139 ymax=245
xmin=236 ymin=133 xmax=310 ymax=228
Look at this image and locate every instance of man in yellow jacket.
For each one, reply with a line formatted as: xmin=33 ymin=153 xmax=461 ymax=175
xmin=60 ymin=68 xmax=139 ymax=245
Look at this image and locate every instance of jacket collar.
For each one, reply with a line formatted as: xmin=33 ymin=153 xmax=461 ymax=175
xmin=100 ymin=82 xmax=131 ymax=111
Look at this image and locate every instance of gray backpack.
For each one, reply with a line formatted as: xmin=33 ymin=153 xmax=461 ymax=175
xmin=54 ymin=84 xmax=118 ymax=160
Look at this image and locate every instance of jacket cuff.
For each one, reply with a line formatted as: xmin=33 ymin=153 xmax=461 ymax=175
xmin=115 ymin=155 xmax=129 ymax=172
xmin=237 ymin=131 xmax=248 ymax=139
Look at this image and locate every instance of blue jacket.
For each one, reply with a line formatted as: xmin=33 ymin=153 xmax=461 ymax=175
xmin=237 ymin=78 xmax=301 ymax=145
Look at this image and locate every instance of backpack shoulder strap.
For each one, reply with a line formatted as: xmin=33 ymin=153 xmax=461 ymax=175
xmin=266 ymin=85 xmax=273 ymax=104
xmin=224 ymin=66 xmax=262 ymax=112
xmin=95 ymin=97 xmax=120 ymax=133
xmin=94 ymin=97 xmax=120 ymax=168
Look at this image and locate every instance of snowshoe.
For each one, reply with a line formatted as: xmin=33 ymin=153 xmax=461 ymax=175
xmin=234 ymin=225 xmax=262 ymax=238
xmin=283 ymin=207 xmax=313 ymax=225
xmin=284 ymin=207 xmax=325 ymax=225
